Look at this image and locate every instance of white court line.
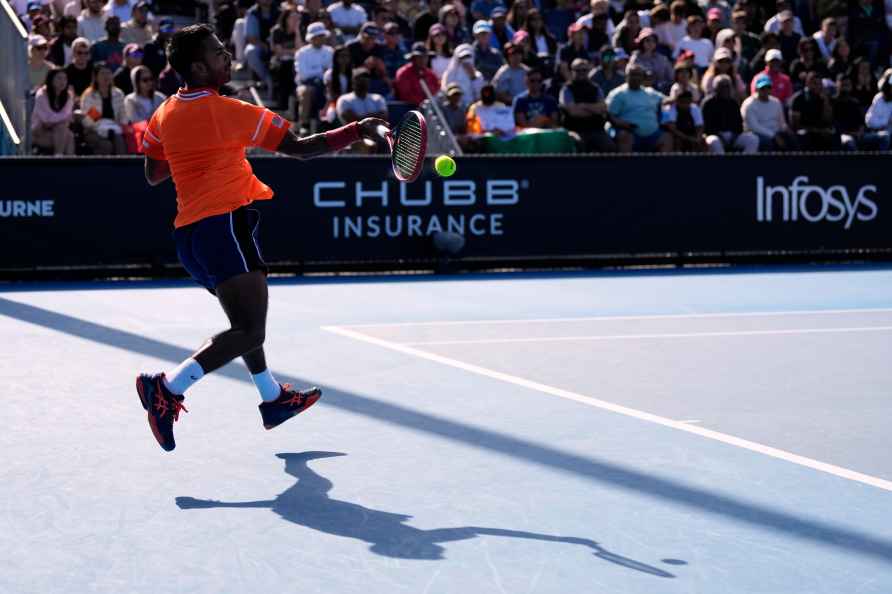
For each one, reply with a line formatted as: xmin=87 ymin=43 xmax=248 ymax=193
xmin=323 ymin=324 xmax=892 ymax=493
xmin=402 ymin=325 xmax=892 ymax=346
xmin=339 ymin=307 xmax=892 ymax=329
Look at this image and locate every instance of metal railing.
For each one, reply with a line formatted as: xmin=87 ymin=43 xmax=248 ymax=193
xmin=419 ymin=79 xmax=462 ymax=157
xmin=0 ymin=0 xmax=29 ymax=155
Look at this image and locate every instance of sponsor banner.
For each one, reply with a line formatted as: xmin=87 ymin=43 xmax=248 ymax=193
xmin=0 ymin=155 xmax=889 ymax=271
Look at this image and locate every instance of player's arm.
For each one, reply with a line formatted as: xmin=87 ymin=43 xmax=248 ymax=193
xmin=273 ymin=117 xmax=389 ymax=159
xmin=144 ymin=156 xmax=171 ymax=186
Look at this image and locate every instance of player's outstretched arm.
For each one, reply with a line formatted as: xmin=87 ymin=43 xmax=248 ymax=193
xmin=274 ymin=117 xmax=389 ymax=159
xmin=144 ymin=156 xmax=172 ymax=186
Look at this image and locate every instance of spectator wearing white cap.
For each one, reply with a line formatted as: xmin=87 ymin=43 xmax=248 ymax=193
xmin=701 ymin=47 xmax=746 ymax=101
xmin=65 ymin=37 xmax=94 ymax=98
xmin=327 ymin=0 xmax=367 ymax=37
xmin=28 ymin=34 xmax=54 ymax=91
xmin=763 ymin=0 xmax=804 ymax=35
xmin=472 ymin=20 xmax=503 ymax=81
xmin=442 ymin=43 xmax=485 ymax=107
xmin=77 ymin=0 xmax=109 ymax=43
xmin=295 ymin=22 xmax=335 ymax=134
xmin=703 ymin=74 xmax=758 ymax=153
xmin=741 ymin=74 xmax=794 ymax=150
xmin=749 ymin=48 xmax=792 ymax=104
xmin=491 ymin=42 xmax=528 ymax=104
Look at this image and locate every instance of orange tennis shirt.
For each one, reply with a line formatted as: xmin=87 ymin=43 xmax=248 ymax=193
xmin=143 ymin=87 xmax=290 ymax=228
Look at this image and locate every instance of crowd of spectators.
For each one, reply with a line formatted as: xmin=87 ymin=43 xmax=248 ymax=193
xmin=13 ymin=0 xmax=892 ymax=154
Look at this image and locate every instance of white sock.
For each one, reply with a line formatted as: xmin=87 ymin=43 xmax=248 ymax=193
xmin=252 ymin=369 xmax=281 ymax=402
xmin=163 ymin=358 xmax=205 ymax=395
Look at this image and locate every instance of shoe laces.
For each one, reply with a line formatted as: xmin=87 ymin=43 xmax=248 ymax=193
xmin=281 ymin=384 xmax=306 ymax=407
xmin=154 ymin=379 xmax=189 ymax=421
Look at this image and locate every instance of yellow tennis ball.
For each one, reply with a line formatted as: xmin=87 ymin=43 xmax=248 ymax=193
xmin=434 ymin=155 xmax=456 ymax=177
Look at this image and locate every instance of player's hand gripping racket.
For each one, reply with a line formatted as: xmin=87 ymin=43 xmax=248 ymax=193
xmin=377 ymin=110 xmax=427 ymax=183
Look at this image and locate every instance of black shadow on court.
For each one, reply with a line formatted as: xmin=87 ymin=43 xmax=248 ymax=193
xmin=1 ymin=296 xmax=890 ymax=565
xmin=175 ymin=451 xmax=676 ymax=575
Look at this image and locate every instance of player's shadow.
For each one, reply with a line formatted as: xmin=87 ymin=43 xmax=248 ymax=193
xmin=176 ymin=451 xmax=677 ymax=576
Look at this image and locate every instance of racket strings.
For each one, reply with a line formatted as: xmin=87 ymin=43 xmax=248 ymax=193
xmin=394 ymin=121 xmax=424 ymax=175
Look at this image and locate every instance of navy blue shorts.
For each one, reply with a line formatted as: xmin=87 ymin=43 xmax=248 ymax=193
xmin=174 ymin=206 xmax=267 ymax=294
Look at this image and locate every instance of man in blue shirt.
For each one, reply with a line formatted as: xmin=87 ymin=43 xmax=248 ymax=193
xmin=512 ymin=69 xmax=560 ymax=128
xmin=606 ymin=64 xmax=671 ymax=152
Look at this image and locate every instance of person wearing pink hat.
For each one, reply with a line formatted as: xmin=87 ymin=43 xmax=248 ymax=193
xmin=426 ymin=23 xmax=453 ymax=79
xmin=705 ymin=8 xmax=724 ymax=40
xmin=702 ymin=0 xmax=731 ymax=27
xmin=629 ymin=26 xmax=672 ymax=92
xmin=510 ymin=29 xmax=542 ymax=71
xmin=557 ymin=21 xmax=592 ymax=84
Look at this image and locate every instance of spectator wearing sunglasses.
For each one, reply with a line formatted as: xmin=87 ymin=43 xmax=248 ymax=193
xmin=28 ymin=34 xmax=54 ymax=91
xmin=65 ymin=37 xmax=94 ymax=98
xmin=124 ymin=64 xmax=165 ymax=123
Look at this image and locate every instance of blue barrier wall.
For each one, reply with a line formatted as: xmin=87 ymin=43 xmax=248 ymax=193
xmin=0 ymin=155 xmax=890 ymax=274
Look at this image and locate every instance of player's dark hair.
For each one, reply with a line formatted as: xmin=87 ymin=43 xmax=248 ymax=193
xmin=167 ymin=24 xmax=215 ymax=84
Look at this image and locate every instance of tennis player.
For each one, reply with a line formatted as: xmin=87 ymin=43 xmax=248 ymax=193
xmin=136 ymin=24 xmax=388 ymax=452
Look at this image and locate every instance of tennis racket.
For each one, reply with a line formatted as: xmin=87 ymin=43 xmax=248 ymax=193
xmin=377 ymin=110 xmax=427 ymax=183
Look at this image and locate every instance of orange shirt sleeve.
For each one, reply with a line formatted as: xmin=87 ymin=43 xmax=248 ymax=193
xmin=143 ymin=109 xmax=166 ymax=160
xmin=219 ymin=98 xmax=291 ymax=152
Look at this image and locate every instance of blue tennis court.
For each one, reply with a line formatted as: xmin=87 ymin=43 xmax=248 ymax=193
xmin=2 ymin=265 xmax=891 ymax=593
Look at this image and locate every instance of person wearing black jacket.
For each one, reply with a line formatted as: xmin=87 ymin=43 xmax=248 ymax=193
xmin=702 ymin=74 xmax=758 ymax=153
xmin=559 ymin=58 xmax=615 ymax=152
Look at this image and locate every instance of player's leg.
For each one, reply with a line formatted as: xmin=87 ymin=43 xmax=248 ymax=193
xmin=201 ymin=271 xmax=282 ymax=402
xmin=205 ymin=269 xmax=321 ymax=428
xmin=192 ymin=270 xmax=268 ymax=374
